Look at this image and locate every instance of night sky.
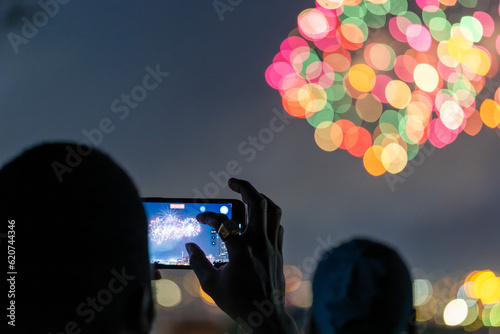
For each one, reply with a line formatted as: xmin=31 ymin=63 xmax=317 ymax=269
xmin=1 ymin=1 xmax=499 ymax=279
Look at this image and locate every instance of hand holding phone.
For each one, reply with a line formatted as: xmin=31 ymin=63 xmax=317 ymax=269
xmin=186 ymin=178 xmax=298 ymax=334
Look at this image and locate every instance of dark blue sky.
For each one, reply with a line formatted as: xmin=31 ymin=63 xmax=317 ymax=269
xmin=1 ymin=1 xmax=499 ymax=277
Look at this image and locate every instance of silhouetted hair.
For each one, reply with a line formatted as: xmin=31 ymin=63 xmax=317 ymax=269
xmin=311 ymin=238 xmax=414 ymax=334
xmin=0 ymin=143 xmax=153 ymax=333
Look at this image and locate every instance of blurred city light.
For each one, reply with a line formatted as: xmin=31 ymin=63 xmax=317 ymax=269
xmin=155 ymin=279 xmax=182 ymax=308
xmin=155 ymin=265 xmax=499 ymax=329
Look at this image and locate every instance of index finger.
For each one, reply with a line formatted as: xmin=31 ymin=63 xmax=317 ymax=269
xmin=196 ymin=212 xmax=228 ymax=231
xmin=261 ymin=193 xmax=282 ymax=247
xmin=228 ymin=178 xmax=267 ymax=241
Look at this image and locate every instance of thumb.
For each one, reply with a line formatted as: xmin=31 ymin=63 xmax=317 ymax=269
xmin=185 ymin=243 xmax=216 ymax=287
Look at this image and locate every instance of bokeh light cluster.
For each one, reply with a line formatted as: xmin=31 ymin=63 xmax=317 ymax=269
xmin=153 ymin=266 xmax=499 ymax=332
xmin=266 ymin=0 xmax=500 ymax=176
xmin=154 ymin=270 xmax=217 ymax=309
xmin=414 ymin=269 xmax=500 ymax=329
xmin=148 ymin=215 xmax=201 ymax=244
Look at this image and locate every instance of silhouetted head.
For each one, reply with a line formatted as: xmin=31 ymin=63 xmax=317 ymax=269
xmin=310 ymin=238 xmax=414 ymax=334
xmin=0 ymin=143 xmax=153 ymax=333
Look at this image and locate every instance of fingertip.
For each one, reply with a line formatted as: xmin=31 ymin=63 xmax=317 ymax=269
xmin=196 ymin=213 xmax=219 ymax=224
xmin=186 ymin=242 xmax=205 ymax=264
xmin=185 ymin=242 xmax=194 ymax=255
xmin=186 ymin=242 xmax=206 ymax=257
xmin=228 ymin=178 xmax=241 ymax=192
xmin=187 ymin=243 xmax=216 ymax=283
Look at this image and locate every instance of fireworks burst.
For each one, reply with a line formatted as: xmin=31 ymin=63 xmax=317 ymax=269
xmin=266 ymin=0 xmax=500 ymax=176
xmin=148 ymin=211 xmax=201 ymax=244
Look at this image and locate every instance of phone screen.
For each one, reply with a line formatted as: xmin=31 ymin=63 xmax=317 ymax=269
xmin=142 ymin=198 xmax=244 ymax=269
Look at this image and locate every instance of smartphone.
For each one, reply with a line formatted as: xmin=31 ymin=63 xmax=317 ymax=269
xmin=142 ymin=198 xmax=245 ymax=269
